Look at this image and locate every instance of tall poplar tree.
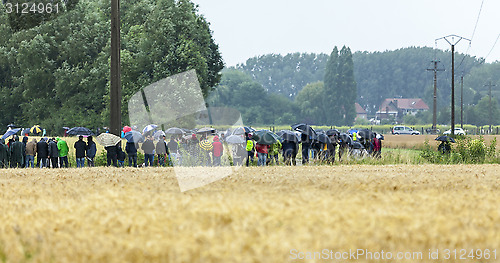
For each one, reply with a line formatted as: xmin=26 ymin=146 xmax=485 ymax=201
xmin=323 ymin=47 xmax=340 ymax=124
xmin=339 ymin=46 xmax=357 ymax=125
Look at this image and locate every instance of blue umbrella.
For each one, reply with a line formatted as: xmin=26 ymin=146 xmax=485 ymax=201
xmin=2 ymin=128 xmax=21 ymax=140
xmin=124 ymin=131 xmax=145 ymax=143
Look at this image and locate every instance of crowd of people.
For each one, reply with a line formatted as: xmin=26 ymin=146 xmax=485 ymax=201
xmin=0 ymin=135 xmax=97 ymax=168
xmin=0 ymin=126 xmax=384 ymax=168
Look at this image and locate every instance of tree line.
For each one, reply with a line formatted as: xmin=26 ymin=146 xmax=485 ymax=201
xmin=0 ymin=0 xmax=223 ymax=134
xmin=232 ymin=47 xmax=500 ymax=126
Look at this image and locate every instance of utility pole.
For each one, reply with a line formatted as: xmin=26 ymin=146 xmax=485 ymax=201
xmin=460 ymin=74 xmax=464 ymax=129
xmin=110 ymin=0 xmax=122 ymax=136
xmin=485 ymin=81 xmax=496 ymax=133
xmin=436 ymin=35 xmax=471 ymax=137
xmin=427 ymin=60 xmax=444 ymax=134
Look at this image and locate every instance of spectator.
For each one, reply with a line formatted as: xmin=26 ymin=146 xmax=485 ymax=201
xmin=36 ymin=138 xmax=49 ymax=168
xmin=57 ymin=138 xmax=69 ymax=168
xmin=255 ymin=143 xmax=269 ymax=166
xmin=125 ymin=141 xmax=138 ymax=167
xmin=48 ymin=138 xmax=59 ymax=168
xmin=105 ymin=143 xmax=118 ymax=167
xmin=117 ymin=143 xmax=126 ymax=167
xmin=10 ymin=136 xmax=24 ymax=168
xmin=155 ymin=135 xmax=169 ymax=167
xmin=141 ymin=135 xmax=155 ymax=167
xmin=86 ymin=136 xmax=97 ymax=167
xmin=25 ymin=138 xmax=37 ymax=168
xmin=212 ymin=135 xmax=223 ymax=166
xmin=0 ymin=139 xmax=9 ymax=168
xmin=74 ymin=135 xmax=87 ymax=168
xmin=167 ymin=136 xmax=178 ymax=165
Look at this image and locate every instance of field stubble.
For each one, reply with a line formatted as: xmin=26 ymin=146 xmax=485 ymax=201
xmin=0 ymin=165 xmax=499 ymax=262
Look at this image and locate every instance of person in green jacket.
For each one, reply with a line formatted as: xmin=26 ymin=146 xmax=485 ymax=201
xmin=57 ymin=137 xmax=69 ymax=168
xmin=268 ymin=140 xmax=282 ymax=165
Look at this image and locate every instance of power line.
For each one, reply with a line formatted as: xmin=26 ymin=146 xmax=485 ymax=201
xmin=458 ymin=0 xmax=484 ymax=71
xmin=484 ymin=32 xmax=500 ymax=61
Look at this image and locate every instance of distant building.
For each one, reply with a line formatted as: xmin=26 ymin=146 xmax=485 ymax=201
xmin=376 ymin=98 xmax=429 ymax=121
xmin=355 ymin=103 xmax=367 ymax=121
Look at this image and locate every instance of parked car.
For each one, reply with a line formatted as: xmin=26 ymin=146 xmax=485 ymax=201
xmin=443 ymin=128 xmax=466 ymax=135
xmin=392 ymin=126 xmax=420 ymax=135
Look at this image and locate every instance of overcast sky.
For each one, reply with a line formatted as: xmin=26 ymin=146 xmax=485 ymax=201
xmin=194 ymin=0 xmax=500 ymax=67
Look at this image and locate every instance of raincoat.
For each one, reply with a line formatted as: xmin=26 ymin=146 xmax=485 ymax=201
xmin=57 ymin=138 xmax=69 ymax=157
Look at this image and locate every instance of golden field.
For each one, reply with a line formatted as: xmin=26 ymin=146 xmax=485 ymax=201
xmin=1 ymin=165 xmax=500 ymax=262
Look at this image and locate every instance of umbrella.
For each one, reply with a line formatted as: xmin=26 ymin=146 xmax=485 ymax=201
xmin=165 ymin=127 xmax=185 ymax=135
xmin=291 ymin=123 xmax=317 ymax=137
xmin=326 ymin=129 xmax=340 ymax=136
xmin=225 ymin=135 xmax=246 ymax=144
xmin=339 ymin=133 xmax=353 ymax=146
xmin=66 ymin=127 xmax=94 ymax=136
xmin=62 ymin=126 xmax=70 ymax=130
xmin=197 ymin=127 xmax=216 ymax=134
xmin=358 ymin=129 xmax=374 ymax=141
xmin=199 ymin=139 xmax=213 ymax=151
xmin=1 ymin=128 xmax=21 ymax=140
xmin=30 ymin=125 xmax=42 ymax=134
xmin=278 ymin=130 xmax=299 ymax=143
xmin=232 ymin=126 xmax=255 ymax=135
xmin=315 ymin=133 xmax=331 ymax=144
xmin=347 ymin=129 xmax=359 ymax=135
xmin=122 ymin=126 xmax=132 ymax=133
xmin=7 ymin=124 xmax=17 ymax=129
xmin=22 ymin=128 xmax=31 ymax=135
xmin=435 ymin=135 xmax=456 ymax=143
xmin=142 ymin=124 xmax=158 ymax=134
xmin=252 ymin=130 xmax=280 ymax=145
xmin=124 ymin=131 xmax=145 ymax=143
xmin=352 ymin=141 xmax=365 ymax=149
xmin=153 ymin=130 xmax=166 ymax=140
xmin=376 ymin=134 xmax=385 ymax=140
xmin=96 ymin=133 xmax=122 ymax=147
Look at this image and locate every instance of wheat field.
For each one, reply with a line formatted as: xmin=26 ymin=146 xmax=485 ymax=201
xmin=1 ymin=165 xmax=499 ymax=262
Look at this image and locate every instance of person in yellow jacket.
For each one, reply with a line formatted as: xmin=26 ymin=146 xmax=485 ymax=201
xmin=245 ymin=134 xmax=255 ymax=166
xmin=268 ymin=140 xmax=282 ymax=165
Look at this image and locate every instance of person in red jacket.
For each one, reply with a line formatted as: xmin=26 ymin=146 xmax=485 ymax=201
xmin=255 ymin=143 xmax=269 ymax=166
xmin=212 ymin=135 xmax=223 ymax=166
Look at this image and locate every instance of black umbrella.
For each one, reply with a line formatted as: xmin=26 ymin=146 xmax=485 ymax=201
xmin=278 ymin=130 xmax=299 ymax=143
xmin=339 ymin=133 xmax=353 ymax=146
xmin=291 ymin=123 xmax=317 ymax=137
xmin=358 ymin=129 xmax=375 ymax=141
xmin=252 ymin=130 xmax=280 ymax=145
xmin=435 ymin=135 xmax=456 ymax=143
xmin=165 ymin=127 xmax=185 ymax=135
xmin=326 ymin=129 xmax=340 ymax=136
xmin=352 ymin=141 xmax=364 ymax=149
xmin=67 ymin=127 xmax=94 ymax=136
xmin=315 ymin=133 xmax=331 ymax=144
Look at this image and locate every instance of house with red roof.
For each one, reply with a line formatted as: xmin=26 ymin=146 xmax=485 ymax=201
xmin=376 ymin=98 xmax=429 ymax=121
xmin=355 ymin=103 xmax=367 ymax=121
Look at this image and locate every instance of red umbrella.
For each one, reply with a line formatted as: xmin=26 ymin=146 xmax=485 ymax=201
xmin=122 ymin=126 xmax=132 ymax=133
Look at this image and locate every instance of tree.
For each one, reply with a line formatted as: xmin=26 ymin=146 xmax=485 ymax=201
xmin=0 ymin=0 xmax=224 ymax=133
xmin=323 ymin=46 xmax=357 ymax=126
xmin=295 ymin=82 xmax=327 ymax=124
